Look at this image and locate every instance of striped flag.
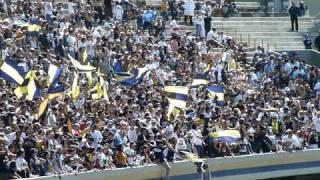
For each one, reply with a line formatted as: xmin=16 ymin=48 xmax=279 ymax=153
xmin=164 ymin=86 xmax=189 ymax=120
xmin=207 ymin=85 xmax=224 ymax=106
xmin=14 ymin=70 xmax=41 ymax=100
xmin=47 ymin=64 xmax=62 ymax=87
xmin=210 ymin=130 xmax=241 ymax=143
xmin=0 ymin=58 xmax=26 ymax=85
xmin=68 ymin=54 xmax=95 ymax=72
xmin=114 ymin=67 xmax=149 ymax=87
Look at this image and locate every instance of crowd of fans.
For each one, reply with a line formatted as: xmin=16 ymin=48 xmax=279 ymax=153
xmin=0 ymin=0 xmax=319 ymax=179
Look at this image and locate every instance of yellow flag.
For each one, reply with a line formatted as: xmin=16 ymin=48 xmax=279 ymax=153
xmin=34 ymin=98 xmax=49 ymax=120
xmin=71 ymin=72 xmax=80 ymax=101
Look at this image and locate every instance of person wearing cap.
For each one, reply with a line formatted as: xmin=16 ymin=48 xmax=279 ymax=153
xmin=303 ymin=33 xmax=312 ymax=49
xmin=282 ymin=129 xmax=300 ymax=152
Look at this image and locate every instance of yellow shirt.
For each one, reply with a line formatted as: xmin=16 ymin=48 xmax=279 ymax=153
xmin=115 ymin=151 xmax=127 ymax=166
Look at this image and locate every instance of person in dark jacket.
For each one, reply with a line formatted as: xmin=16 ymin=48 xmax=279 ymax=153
xmin=204 ymin=11 xmax=211 ymax=37
xmin=315 ymin=31 xmax=320 ymax=52
xmin=303 ymin=33 xmax=312 ymax=49
xmin=289 ymin=2 xmax=300 ymax=31
xmin=104 ymin=0 xmax=113 ymax=18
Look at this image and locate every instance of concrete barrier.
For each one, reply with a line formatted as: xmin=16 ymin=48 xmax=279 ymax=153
xmin=276 ymin=49 xmax=320 ymax=67
xmin=27 ymin=150 xmax=320 ymax=180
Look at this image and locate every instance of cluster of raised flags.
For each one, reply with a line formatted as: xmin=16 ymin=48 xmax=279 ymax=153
xmin=164 ymin=84 xmax=224 ymax=121
xmin=67 ymin=52 xmax=110 ymax=102
xmin=0 ymin=52 xmax=110 ymax=120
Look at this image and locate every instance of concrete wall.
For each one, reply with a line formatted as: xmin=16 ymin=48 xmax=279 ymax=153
xmin=302 ymin=0 xmax=320 ymax=18
xmin=276 ymin=49 xmax=320 ymax=67
xmin=27 ymin=150 xmax=320 ymax=180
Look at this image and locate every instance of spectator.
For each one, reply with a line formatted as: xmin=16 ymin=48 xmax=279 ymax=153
xmin=183 ymin=0 xmax=195 ymax=25
xmin=289 ymin=2 xmax=300 ymax=32
xmin=303 ymin=33 xmax=312 ymax=49
xmin=298 ymin=1 xmax=307 ymax=17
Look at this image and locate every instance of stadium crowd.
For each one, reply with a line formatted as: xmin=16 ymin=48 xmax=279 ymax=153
xmin=0 ymin=0 xmax=320 ymax=179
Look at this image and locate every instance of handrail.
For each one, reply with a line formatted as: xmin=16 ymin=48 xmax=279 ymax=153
xmin=213 ymin=39 xmax=224 ymax=48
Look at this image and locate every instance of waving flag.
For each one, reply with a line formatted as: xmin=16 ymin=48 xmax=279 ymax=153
xmin=34 ymin=98 xmax=49 ymax=120
xmin=27 ymin=24 xmax=41 ymax=36
xmin=114 ymin=67 xmax=149 ymax=87
xmin=0 ymin=59 xmax=26 ymax=85
xmin=164 ymin=86 xmax=189 ymax=120
xmin=180 ymin=151 xmax=204 ymax=163
xmin=27 ymin=76 xmax=41 ymax=100
xmin=47 ymin=64 xmax=62 ymax=86
xmin=210 ymin=130 xmax=241 ymax=143
xmin=14 ymin=70 xmax=41 ymax=100
xmin=207 ymin=85 xmax=224 ymax=106
xmin=68 ymin=54 xmax=95 ymax=72
xmin=70 ymin=72 xmax=80 ymax=101
xmin=90 ymin=83 xmax=103 ymax=100
xmin=99 ymin=74 xmax=109 ymax=102
xmin=48 ymin=83 xmax=65 ymax=100
xmin=191 ymin=73 xmax=209 ymax=88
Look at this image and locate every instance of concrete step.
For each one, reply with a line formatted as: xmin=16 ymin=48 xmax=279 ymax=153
xmin=176 ymin=25 xmax=315 ymax=31
xmin=211 ymin=21 xmax=316 ymax=25
xmin=207 ymin=17 xmax=316 ymax=21
xmin=217 ymin=32 xmax=318 ymax=36
xmin=168 ymin=27 xmax=314 ymax=33
xmin=219 ymin=27 xmax=314 ymax=32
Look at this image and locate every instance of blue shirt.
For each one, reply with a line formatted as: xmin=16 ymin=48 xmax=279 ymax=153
xmin=143 ymin=10 xmax=156 ymax=22
xmin=113 ymin=133 xmax=123 ymax=147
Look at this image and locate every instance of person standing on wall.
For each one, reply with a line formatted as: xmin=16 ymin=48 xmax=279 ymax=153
xmin=288 ymin=2 xmax=300 ymax=32
xmin=315 ymin=31 xmax=320 ymax=52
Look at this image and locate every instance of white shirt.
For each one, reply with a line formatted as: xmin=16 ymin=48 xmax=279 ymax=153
xmin=90 ymin=130 xmax=103 ymax=146
xmin=189 ymin=129 xmax=203 ymax=145
xmin=282 ymin=134 xmax=300 ymax=149
xmin=97 ymin=152 xmax=107 ymax=168
xmin=124 ymin=147 xmax=136 ymax=165
xmin=170 ymin=20 xmax=179 ymax=29
xmin=68 ymin=2 xmax=75 ymax=15
xmin=314 ymin=82 xmax=320 ymax=90
xmin=128 ymin=128 xmax=138 ymax=142
xmin=44 ymin=1 xmax=53 ymax=15
xmin=314 ymin=116 xmax=320 ymax=133
xmin=114 ymin=5 xmax=124 ymax=21
xmin=206 ymin=30 xmax=217 ymax=41
xmin=16 ymin=156 xmax=28 ymax=171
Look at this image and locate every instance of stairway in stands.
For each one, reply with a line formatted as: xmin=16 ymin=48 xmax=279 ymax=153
xmin=154 ymin=1 xmax=319 ymax=54
xmin=175 ymin=16 xmax=318 ymax=51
